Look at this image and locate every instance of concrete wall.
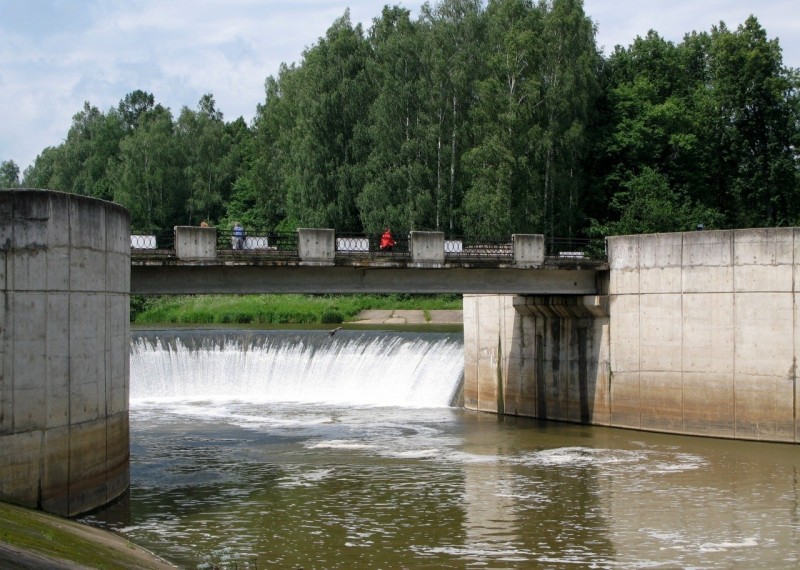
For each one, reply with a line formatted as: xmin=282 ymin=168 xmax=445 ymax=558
xmin=411 ymin=231 xmax=445 ymax=264
xmin=464 ymin=294 xmax=610 ymax=424
xmin=0 ymin=189 xmax=130 ymax=516
xmin=512 ymin=234 xmax=545 ymax=267
xmin=465 ymin=228 xmax=799 ymax=443
xmin=608 ymin=229 xmax=798 ymax=443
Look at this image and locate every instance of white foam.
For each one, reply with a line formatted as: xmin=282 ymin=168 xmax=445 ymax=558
xmin=130 ymin=332 xmax=464 ymax=409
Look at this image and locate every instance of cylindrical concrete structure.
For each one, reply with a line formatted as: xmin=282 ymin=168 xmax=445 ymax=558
xmin=0 ymin=189 xmax=130 ymax=516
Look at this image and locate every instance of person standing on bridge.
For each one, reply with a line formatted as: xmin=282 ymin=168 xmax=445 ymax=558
xmin=233 ymin=222 xmax=246 ymax=250
xmin=379 ymin=227 xmax=395 ymax=251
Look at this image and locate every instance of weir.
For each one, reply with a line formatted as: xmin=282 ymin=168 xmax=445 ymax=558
xmin=130 ymin=330 xmax=464 ymax=408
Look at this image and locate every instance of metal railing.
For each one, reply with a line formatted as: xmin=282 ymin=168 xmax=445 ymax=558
xmin=545 ymin=237 xmax=607 ymax=261
xmin=217 ymin=230 xmax=298 ymax=257
xmin=445 ymin=236 xmax=513 ymax=260
xmin=131 ymin=228 xmax=608 ymax=262
xmin=335 ymin=232 xmax=411 ymax=258
xmin=130 ymin=229 xmax=175 ymax=251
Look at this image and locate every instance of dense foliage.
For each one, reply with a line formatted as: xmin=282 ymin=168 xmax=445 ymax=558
xmin=5 ymin=1 xmax=799 ymax=238
xmin=131 ymin=293 xmax=463 ymax=324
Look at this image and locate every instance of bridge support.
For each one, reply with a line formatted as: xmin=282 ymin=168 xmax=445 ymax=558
xmin=1 ymin=190 xmax=130 ymax=516
xmin=465 ymin=228 xmax=800 ymax=443
xmin=463 ymin=294 xmax=610 ymax=423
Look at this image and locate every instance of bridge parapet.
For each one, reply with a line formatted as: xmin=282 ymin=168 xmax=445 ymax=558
xmin=410 ymin=231 xmax=445 ymax=264
xmin=175 ymin=225 xmax=216 ymax=260
xmin=133 ymin=227 xmax=606 ymax=273
xmin=298 ymin=228 xmax=336 ymax=264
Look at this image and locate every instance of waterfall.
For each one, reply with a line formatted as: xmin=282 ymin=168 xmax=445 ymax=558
xmin=130 ymin=330 xmax=464 ymax=408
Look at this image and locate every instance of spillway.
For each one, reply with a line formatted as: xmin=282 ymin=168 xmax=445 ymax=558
xmin=130 ymin=329 xmax=464 ymax=408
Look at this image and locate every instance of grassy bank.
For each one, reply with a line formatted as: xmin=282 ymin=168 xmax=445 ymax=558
xmin=131 ymin=294 xmax=462 ymax=325
xmin=0 ymin=501 xmax=173 ymax=569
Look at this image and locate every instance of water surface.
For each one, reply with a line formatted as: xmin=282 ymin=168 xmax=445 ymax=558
xmin=84 ymin=330 xmax=799 ymax=569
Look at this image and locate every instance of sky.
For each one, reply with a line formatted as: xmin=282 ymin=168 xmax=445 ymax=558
xmin=1 ymin=0 xmax=798 ymax=175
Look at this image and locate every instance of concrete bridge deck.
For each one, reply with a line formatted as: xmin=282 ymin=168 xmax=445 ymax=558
xmin=130 ymin=227 xmax=607 ymax=295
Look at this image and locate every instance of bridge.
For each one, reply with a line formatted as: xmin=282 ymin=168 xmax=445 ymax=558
xmin=130 ymin=226 xmax=608 ymax=295
xmin=5 ymin=189 xmax=797 ymax=524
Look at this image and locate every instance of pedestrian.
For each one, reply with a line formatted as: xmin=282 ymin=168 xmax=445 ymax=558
xmin=233 ymin=222 xmax=246 ymax=250
xmin=379 ymin=226 xmax=395 ymax=251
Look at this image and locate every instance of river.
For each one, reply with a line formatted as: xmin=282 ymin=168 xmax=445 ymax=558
xmin=82 ymin=329 xmax=799 ymax=569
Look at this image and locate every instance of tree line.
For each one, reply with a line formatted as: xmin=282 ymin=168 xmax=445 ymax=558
xmin=2 ymin=0 xmax=798 ymax=239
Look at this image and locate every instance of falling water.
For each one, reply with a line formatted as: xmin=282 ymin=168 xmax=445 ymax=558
xmin=130 ymin=329 xmax=464 ymax=408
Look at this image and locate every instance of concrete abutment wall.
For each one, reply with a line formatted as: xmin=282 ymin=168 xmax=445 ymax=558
xmin=465 ymin=228 xmax=800 ymax=443
xmin=0 ymin=189 xmax=130 ymax=516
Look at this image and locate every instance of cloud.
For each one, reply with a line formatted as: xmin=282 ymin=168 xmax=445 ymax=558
xmin=0 ymin=0 xmax=797 ymax=175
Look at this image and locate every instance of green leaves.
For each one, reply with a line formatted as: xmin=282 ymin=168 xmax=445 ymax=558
xmin=0 ymin=160 xmax=20 ymax=188
xmin=13 ymin=4 xmax=799 ymax=241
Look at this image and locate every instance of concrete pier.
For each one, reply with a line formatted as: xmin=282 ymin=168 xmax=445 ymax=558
xmin=465 ymin=228 xmax=800 ymax=443
xmin=0 ymin=190 xmax=130 ymax=516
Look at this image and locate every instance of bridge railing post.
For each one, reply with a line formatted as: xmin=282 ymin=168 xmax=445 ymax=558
xmin=175 ymin=226 xmax=217 ymax=260
xmin=512 ymin=234 xmax=544 ymax=267
xmin=410 ymin=231 xmax=445 ymax=264
xmin=298 ymin=228 xmax=335 ymax=264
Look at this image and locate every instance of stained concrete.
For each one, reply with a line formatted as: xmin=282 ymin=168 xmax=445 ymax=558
xmin=465 ymin=228 xmax=800 ymax=443
xmin=1 ymin=190 xmax=131 ymax=516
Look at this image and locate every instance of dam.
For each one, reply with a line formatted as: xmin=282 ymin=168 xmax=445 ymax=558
xmin=1 ymin=189 xmax=797 ymax=522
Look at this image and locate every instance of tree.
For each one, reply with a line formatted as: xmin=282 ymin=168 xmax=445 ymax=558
xmin=708 ymin=17 xmax=800 ymax=226
xmin=594 ymin=16 xmax=799 ymax=233
xmin=590 ymin=167 xmax=723 ymax=236
xmin=358 ymin=6 xmax=432 ymax=233
xmin=419 ymin=0 xmax=485 ymax=234
xmin=118 ymin=90 xmax=157 ymax=132
xmin=177 ymin=94 xmax=239 ymax=224
xmin=463 ymin=0 xmax=543 ymax=238
xmin=111 ymin=106 xmax=187 ymax=229
xmin=0 ymin=160 xmax=20 ymax=188
xmin=274 ymin=12 xmax=374 ymax=230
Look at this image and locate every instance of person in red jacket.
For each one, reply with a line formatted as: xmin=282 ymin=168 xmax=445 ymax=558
xmin=379 ymin=227 xmax=396 ymax=251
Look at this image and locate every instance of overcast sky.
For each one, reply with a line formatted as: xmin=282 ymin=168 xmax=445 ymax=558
xmin=1 ymin=0 xmax=798 ymax=174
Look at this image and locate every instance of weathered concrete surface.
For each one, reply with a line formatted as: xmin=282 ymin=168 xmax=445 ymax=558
xmin=131 ymin=265 xmax=602 ymax=295
xmin=0 ymin=501 xmax=174 ymax=569
xmin=465 ymin=228 xmax=800 ymax=443
xmin=410 ymin=231 xmax=445 ymax=264
xmin=512 ymin=234 xmax=545 ymax=267
xmin=0 ymin=190 xmax=130 ymax=516
xmin=464 ymin=294 xmax=610 ymax=423
xmin=298 ymin=228 xmax=335 ymax=263
xmin=174 ymin=226 xmax=216 ymax=260
xmin=609 ymin=229 xmax=798 ymax=442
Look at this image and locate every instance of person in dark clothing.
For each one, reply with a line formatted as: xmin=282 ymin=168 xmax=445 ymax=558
xmin=233 ymin=222 xmax=246 ymax=250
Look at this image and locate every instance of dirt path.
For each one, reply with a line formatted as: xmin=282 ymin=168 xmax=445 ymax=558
xmin=349 ymin=309 xmax=462 ymax=325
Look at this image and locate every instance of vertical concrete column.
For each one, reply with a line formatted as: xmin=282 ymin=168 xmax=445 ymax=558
xmin=411 ymin=231 xmax=444 ymax=264
xmin=175 ymin=226 xmax=217 ymax=260
xmin=512 ymin=234 xmax=544 ymax=267
xmin=0 ymin=189 xmax=130 ymax=516
xmin=298 ymin=228 xmax=335 ymax=263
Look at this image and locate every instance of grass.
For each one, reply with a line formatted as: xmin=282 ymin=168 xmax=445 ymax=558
xmin=0 ymin=501 xmax=172 ymax=568
xmin=131 ymin=293 xmax=462 ymax=325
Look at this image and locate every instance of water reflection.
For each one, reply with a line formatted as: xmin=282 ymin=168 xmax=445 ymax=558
xmin=85 ymin=405 xmax=800 ymax=569
xmin=82 ymin=330 xmax=799 ymax=568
